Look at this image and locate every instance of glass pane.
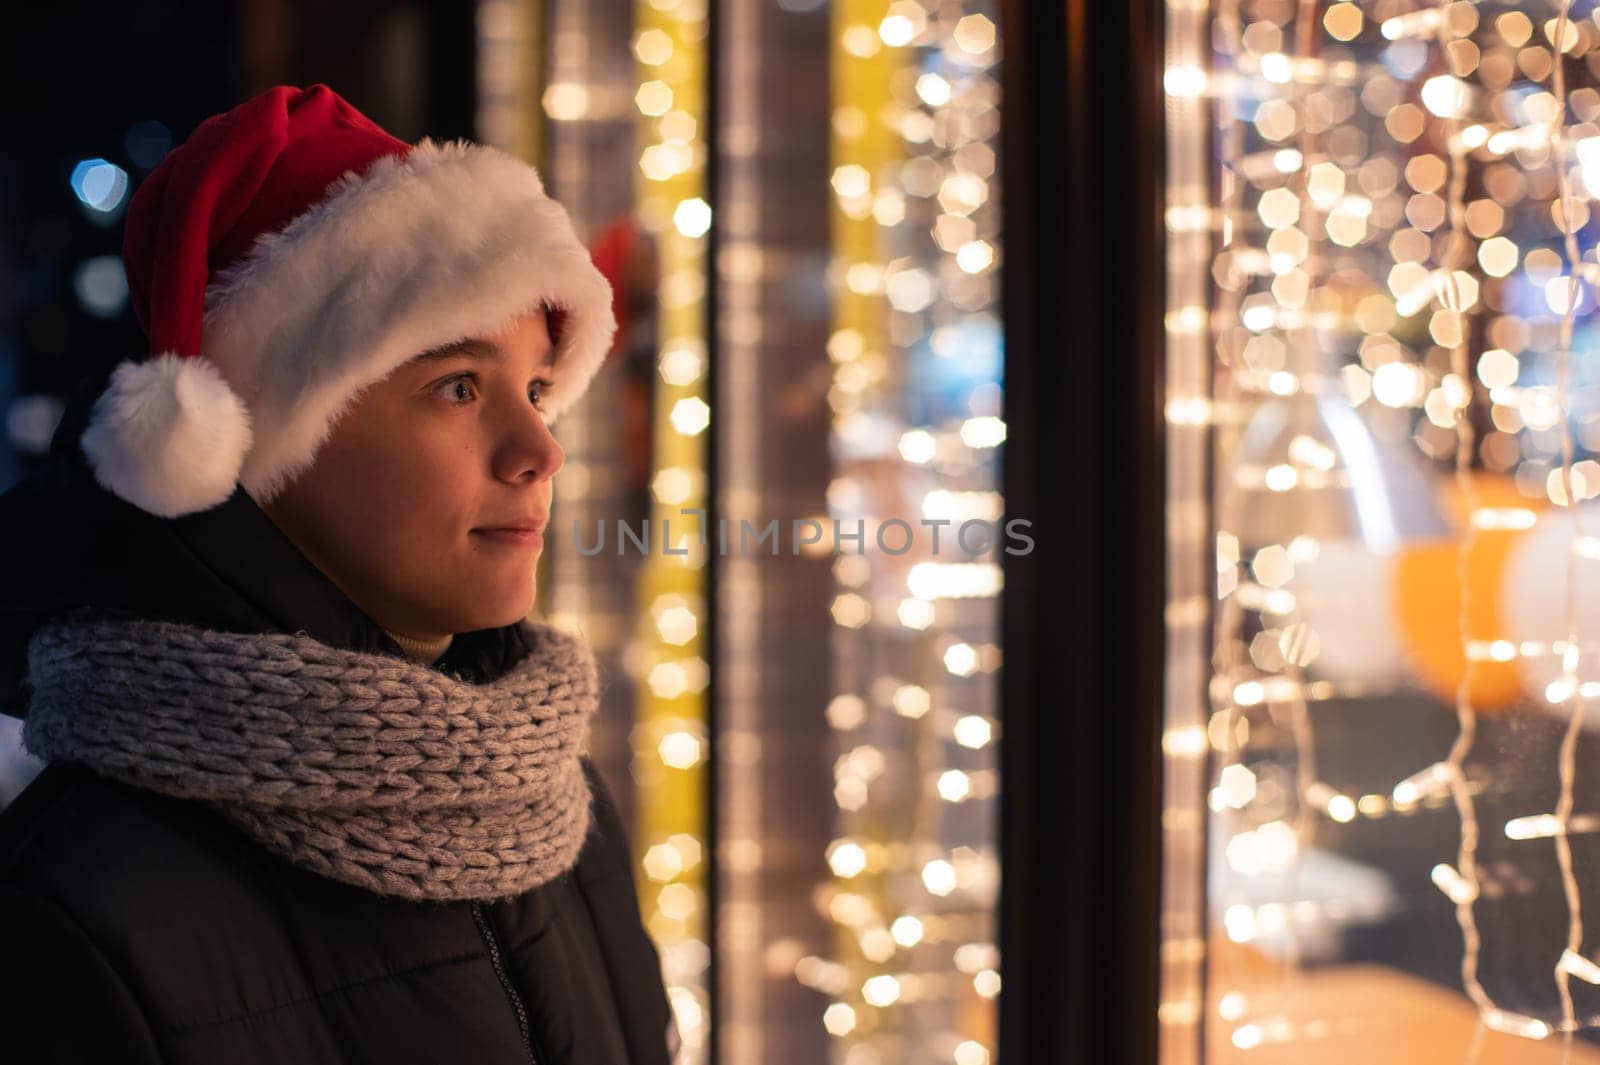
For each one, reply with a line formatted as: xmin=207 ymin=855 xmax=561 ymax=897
xmin=1165 ymin=2 xmax=1600 ymax=1062
xmin=507 ymin=0 xmax=1005 ymax=1060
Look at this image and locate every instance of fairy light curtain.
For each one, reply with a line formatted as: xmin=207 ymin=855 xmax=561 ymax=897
xmin=1165 ymin=0 xmax=1600 ymax=1061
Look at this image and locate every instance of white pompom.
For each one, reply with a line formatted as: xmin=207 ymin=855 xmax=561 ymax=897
xmin=80 ymin=353 xmax=253 ymax=518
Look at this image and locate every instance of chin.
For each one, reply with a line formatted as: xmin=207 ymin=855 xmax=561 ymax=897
xmin=453 ymin=590 xmax=538 ymax=632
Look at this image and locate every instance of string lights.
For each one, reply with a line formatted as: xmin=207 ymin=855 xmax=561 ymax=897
xmin=1165 ymin=0 xmax=1600 ymax=1059
xmin=628 ymin=0 xmax=713 ymax=1060
xmin=808 ymin=2 xmax=1002 ymax=1062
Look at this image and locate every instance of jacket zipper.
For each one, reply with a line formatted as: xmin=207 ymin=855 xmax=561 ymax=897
xmin=471 ymin=900 xmax=542 ymax=1064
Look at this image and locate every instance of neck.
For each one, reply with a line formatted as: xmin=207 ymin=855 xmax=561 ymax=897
xmin=384 ymin=628 xmax=454 ymax=665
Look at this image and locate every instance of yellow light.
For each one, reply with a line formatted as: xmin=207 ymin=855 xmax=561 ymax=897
xmin=954 ymin=1041 xmax=991 ymax=1065
xmin=860 ymin=928 xmax=895 ymax=964
xmin=1323 ymin=3 xmax=1362 ymax=41
xmin=870 ymin=188 xmax=908 ymax=225
xmin=892 ymin=684 xmax=931 ymax=719
xmin=953 ymin=14 xmax=996 ymax=55
xmin=1544 ymin=16 xmax=1581 ymax=53
xmin=921 ymin=859 xmax=957 ymax=896
xmin=1430 ymin=863 xmax=1477 ymax=904
xmin=635 ymin=80 xmax=673 ymax=116
xmin=1478 ymin=236 xmax=1519 ymax=278
xmin=831 ymin=163 xmax=872 ymax=199
xmin=1478 ymin=347 xmax=1516 ymax=388
xmin=953 ymin=715 xmax=992 ymax=749
xmin=1258 ymin=52 xmax=1292 ymax=84
xmin=654 ymin=604 xmax=699 ymax=645
xmin=1257 ymin=187 xmax=1300 ymax=228
xmin=638 ymin=144 xmax=682 ymax=183
xmin=938 ymin=173 xmax=988 ymax=214
xmin=896 ymin=598 xmax=935 ymax=630
xmin=861 ymin=974 xmax=901 ymax=1007
xmin=828 ymin=839 xmax=869 ymax=878
xmin=672 ymin=197 xmax=712 ymax=238
xmin=1420 ymin=75 xmax=1470 ymax=118
xmin=648 ymin=661 xmax=690 ymax=699
xmin=1371 ymin=362 xmax=1424 ymax=408
xmin=897 ymin=429 xmax=937 ymax=464
xmin=937 ymin=770 xmax=971 ymax=802
xmin=935 ymin=213 xmax=978 ymax=252
xmin=877 ymin=14 xmax=915 ymax=48
xmin=907 ymin=562 xmax=1002 ymax=600
xmin=915 ymin=73 xmax=952 ymax=107
xmin=634 ymin=28 xmax=673 ymax=65
xmin=842 ymin=24 xmax=880 ymax=58
xmin=669 ymin=396 xmax=711 ymax=435
xmin=823 ymin=1003 xmax=857 ymax=1036
xmin=833 ymin=104 xmax=868 ymax=140
xmin=884 ymin=268 xmax=935 ymax=312
xmin=542 ymin=83 xmax=589 ymax=121
xmin=955 ymin=240 xmax=995 ymax=274
xmin=845 ymin=261 xmax=885 ymax=295
xmin=659 ymin=340 xmax=705 ymax=385
xmin=826 ymin=694 xmax=867 ymax=730
xmin=891 ymin=915 xmax=924 ymax=946
xmin=1545 ymin=275 xmax=1588 ymax=316
xmin=1164 ymin=65 xmax=1207 ymax=98
xmin=643 ymin=842 xmax=684 ymax=881
xmin=831 ymin=593 xmax=870 ymax=629
xmin=1216 ymin=764 xmax=1257 ymax=808
xmin=1306 ymin=162 xmax=1345 ymax=209
xmin=942 ymin=642 xmax=978 ymax=677
xmin=1497 ymin=10 xmax=1533 ymax=46
xmin=668 ymin=833 xmax=703 ymax=869
xmin=650 ymin=466 xmax=696 ymax=505
xmin=657 ymin=729 xmax=703 ymax=768
xmin=828 ymin=328 xmax=865 ymax=362
xmin=659 ymin=110 xmax=697 ymax=143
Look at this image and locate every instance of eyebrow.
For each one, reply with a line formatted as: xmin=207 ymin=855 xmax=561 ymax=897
xmin=414 ymin=338 xmax=555 ymax=370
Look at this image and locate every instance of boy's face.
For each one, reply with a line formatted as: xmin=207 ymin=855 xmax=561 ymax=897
xmin=259 ymin=310 xmax=564 ymax=640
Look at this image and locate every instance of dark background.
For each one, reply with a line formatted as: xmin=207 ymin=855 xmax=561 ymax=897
xmin=0 ymin=0 xmax=480 ymax=495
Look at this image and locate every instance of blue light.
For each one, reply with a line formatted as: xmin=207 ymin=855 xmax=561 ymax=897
xmin=69 ymin=158 xmax=129 ymax=213
xmin=73 ymin=256 xmax=128 ymax=318
xmin=1380 ymin=39 xmax=1428 ymax=80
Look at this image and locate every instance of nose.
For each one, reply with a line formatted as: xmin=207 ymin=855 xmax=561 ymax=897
xmin=492 ymin=401 xmax=565 ymax=484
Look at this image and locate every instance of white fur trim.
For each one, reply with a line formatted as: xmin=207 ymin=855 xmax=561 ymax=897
xmin=80 ymin=353 xmax=254 ymax=518
xmin=199 ymin=138 xmax=616 ymax=505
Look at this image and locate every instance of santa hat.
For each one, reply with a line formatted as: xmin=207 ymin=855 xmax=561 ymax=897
xmin=81 ymin=83 xmax=615 ymax=518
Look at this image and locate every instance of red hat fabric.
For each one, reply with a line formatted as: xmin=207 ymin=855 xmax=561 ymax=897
xmin=82 ymin=84 xmax=615 ymax=518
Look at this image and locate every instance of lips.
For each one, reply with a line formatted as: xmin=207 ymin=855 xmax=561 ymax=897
xmin=473 ymin=517 xmax=549 ymax=534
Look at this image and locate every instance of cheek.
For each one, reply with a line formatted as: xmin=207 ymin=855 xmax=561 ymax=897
xmin=315 ymin=439 xmax=478 ymax=562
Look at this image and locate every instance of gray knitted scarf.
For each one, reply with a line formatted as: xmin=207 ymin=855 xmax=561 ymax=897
xmin=21 ymin=611 xmax=599 ymax=903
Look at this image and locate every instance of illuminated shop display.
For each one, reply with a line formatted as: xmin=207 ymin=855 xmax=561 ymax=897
xmin=1165 ymin=1 xmax=1600 ymax=1061
xmin=813 ymin=2 xmax=1003 ymax=1063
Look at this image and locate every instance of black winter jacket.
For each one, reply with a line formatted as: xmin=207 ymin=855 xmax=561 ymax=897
xmin=0 ymin=385 xmax=676 ymax=1064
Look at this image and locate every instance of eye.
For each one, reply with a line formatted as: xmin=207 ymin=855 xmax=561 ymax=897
xmin=529 ymin=379 xmax=554 ymax=412
xmin=436 ymin=374 xmax=478 ymax=405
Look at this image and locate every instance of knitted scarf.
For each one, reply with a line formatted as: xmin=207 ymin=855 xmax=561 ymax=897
xmin=21 ymin=611 xmax=599 ymax=903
